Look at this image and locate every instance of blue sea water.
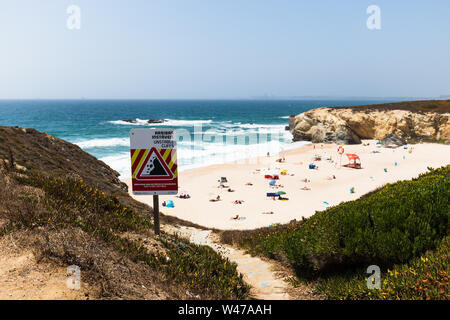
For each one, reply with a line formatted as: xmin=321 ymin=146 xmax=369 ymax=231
xmin=0 ymin=99 xmax=394 ymax=177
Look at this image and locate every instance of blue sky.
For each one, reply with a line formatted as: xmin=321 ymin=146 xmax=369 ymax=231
xmin=0 ymin=0 xmax=449 ymax=99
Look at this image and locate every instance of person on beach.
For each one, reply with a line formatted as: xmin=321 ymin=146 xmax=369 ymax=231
xmin=309 ymin=164 xmax=318 ymax=170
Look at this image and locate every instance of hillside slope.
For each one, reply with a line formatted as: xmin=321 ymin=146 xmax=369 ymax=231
xmin=0 ymin=126 xmax=250 ymax=300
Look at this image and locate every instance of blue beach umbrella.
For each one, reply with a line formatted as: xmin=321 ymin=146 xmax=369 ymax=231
xmin=269 ymin=180 xmax=277 ymax=186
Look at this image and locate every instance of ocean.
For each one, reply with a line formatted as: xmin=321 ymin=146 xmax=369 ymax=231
xmin=0 ymin=99 xmax=394 ymax=177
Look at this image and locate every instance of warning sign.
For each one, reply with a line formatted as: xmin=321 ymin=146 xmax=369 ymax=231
xmin=130 ymin=129 xmax=178 ymax=195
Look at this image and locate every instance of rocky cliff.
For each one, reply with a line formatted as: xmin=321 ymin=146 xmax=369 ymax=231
xmin=289 ymin=100 xmax=450 ymax=145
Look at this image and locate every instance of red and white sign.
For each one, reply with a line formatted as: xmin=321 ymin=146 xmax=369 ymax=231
xmin=130 ymin=128 xmax=178 ymax=195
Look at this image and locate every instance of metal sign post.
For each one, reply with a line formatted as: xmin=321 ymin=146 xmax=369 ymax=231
xmin=130 ymin=128 xmax=178 ymax=235
xmin=153 ymin=194 xmax=160 ymax=235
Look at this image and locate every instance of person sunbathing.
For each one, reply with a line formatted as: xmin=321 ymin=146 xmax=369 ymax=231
xmin=262 ymin=211 xmax=274 ymax=214
xmin=301 ymin=178 xmax=310 ymax=183
xmin=233 ymin=200 xmax=244 ymax=204
xmin=246 ymin=182 xmax=253 ymax=186
xmin=227 ymin=188 xmax=235 ymax=192
xmin=210 ymin=195 xmax=221 ymax=202
xmin=231 ymin=215 xmax=240 ymax=220
xmin=301 ymin=186 xmax=311 ymax=190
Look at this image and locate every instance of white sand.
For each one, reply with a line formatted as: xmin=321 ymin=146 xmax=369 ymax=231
xmin=123 ymin=141 xmax=450 ymax=230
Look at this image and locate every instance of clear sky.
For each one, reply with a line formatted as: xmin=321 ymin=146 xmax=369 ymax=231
xmin=0 ymin=0 xmax=449 ymax=99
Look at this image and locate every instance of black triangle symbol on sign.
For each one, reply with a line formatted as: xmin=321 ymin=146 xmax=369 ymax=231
xmin=136 ymin=148 xmax=173 ymax=180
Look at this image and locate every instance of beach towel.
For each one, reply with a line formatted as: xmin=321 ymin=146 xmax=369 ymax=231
xmin=166 ymin=200 xmax=174 ymax=208
xmin=268 ymin=223 xmax=280 ymax=228
xmin=309 ymin=164 xmax=316 ymax=169
xmin=269 ymin=180 xmax=277 ymax=186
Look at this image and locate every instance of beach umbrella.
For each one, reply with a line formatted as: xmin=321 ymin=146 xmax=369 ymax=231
xmin=269 ymin=180 xmax=277 ymax=186
xmin=276 ymin=191 xmax=286 ymax=195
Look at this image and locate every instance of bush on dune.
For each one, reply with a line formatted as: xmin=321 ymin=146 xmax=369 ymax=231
xmin=281 ymin=166 xmax=449 ymax=273
xmin=316 ymin=235 xmax=449 ymax=300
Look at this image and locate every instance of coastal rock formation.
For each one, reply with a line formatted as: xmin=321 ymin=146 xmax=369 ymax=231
xmin=290 ymin=100 xmax=450 ymax=144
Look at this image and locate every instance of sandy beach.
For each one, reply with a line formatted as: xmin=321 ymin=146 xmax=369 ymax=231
xmin=124 ymin=141 xmax=450 ymax=230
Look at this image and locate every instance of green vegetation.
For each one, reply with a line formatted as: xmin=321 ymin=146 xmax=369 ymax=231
xmin=1 ymin=169 xmax=250 ymax=299
xmin=316 ymin=236 xmax=449 ymax=300
xmin=333 ymin=99 xmax=450 ymax=113
xmin=221 ymin=166 xmax=450 ymax=299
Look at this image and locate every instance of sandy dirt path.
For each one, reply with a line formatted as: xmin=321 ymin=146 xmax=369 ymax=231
xmin=164 ymin=225 xmax=319 ymax=300
xmin=0 ymin=234 xmax=92 ymax=300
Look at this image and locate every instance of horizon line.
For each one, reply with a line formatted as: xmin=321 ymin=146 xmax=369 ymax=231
xmin=0 ymin=96 xmax=444 ymax=101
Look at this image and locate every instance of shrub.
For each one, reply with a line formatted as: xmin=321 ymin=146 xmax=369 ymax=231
xmin=258 ymin=166 xmax=449 ymax=274
xmin=316 ymin=236 xmax=449 ymax=300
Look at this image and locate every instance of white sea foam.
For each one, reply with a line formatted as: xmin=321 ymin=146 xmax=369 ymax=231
xmin=109 ymin=119 xmax=213 ymax=126
xmin=102 ymin=135 xmax=309 ymax=178
xmin=99 ymin=153 xmax=131 ymax=177
xmin=75 ymin=138 xmax=130 ymax=148
xmin=92 ymin=119 xmax=304 ymax=178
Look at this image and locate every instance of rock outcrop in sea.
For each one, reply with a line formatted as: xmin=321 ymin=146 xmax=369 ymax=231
xmin=289 ymin=100 xmax=450 ymax=145
xmin=122 ymin=119 xmax=166 ymax=124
